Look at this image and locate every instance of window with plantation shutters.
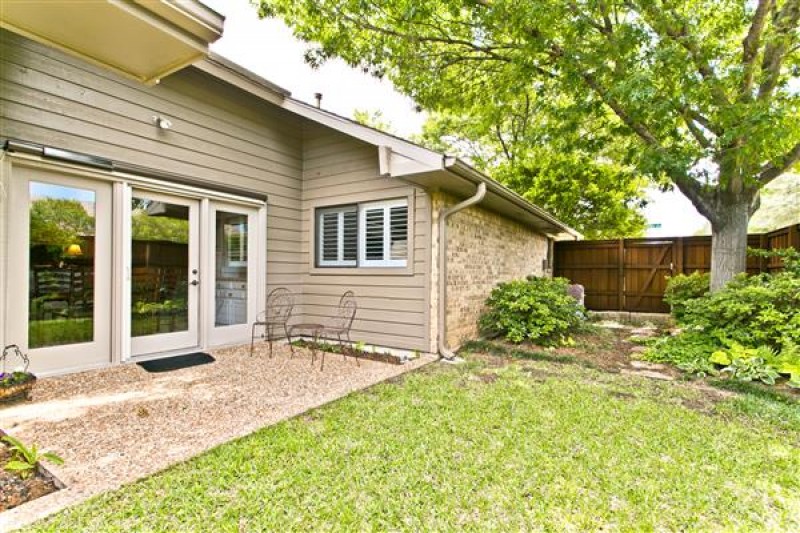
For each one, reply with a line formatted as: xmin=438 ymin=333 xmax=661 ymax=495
xmin=317 ymin=206 xmax=357 ymax=267
xmin=315 ymin=198 xmax=409 ymax=268
xmin=359 ymin=199 xmax=408 ymax=267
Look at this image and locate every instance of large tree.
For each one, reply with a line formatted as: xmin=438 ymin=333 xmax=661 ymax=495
xmin=415 ymin=106 xmax=649 ymax=238
xmin=259 ymin=0 xmax=800 ymax=290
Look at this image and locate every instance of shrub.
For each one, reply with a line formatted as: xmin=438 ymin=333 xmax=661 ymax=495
xmin=649 ymin=248 xmax=800 ymax=387
xmin=479 ymin=277 xmax=586 ymax=346
xmin=663 ymin=272 xmax=709 ymax=320
xmin=643 ymin=330 xmax=719 ymax=376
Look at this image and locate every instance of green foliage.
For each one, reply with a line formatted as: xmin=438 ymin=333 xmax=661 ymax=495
xmin=352 ymin=109 xmax=394 ymax=133
xmin=260 ymin=0 xmax=800 ymax=285
xmin=0 ymin=371 xmax=34 ymax=387
xmin=644 ymin=330 xmax=718 ymax=377
xmin=711 ymin=341 xmax=800 ymax=386
xmin=651 ymin=260 xmax=800 ymax=386
xmin=664 ymin=272 xmax=710 ymax=320
xmin=131 ymin=204 xmax=189 ymax=244
xmin=29 ymin=198 xmax=94 ymax=248
xmin=479 ymin=277 xmax=586 ymax=345
xmin=680 ymin=270 xmax=800 ymax=350
xmin=2 ymin=434 xmax=63 ymax=480
xmin=414 ymin=112 xmax=649 ymax=238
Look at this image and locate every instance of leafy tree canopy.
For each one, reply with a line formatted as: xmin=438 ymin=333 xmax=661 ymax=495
xmin=353 ymin=108 xmax=395 ymax=133
xmin=414 ymin=104 xmax=649 ymax=238
xmin=259 ymin=0 xmax=800 ymax=288
xmin=29 ymin=198 xmax=94 ymax=248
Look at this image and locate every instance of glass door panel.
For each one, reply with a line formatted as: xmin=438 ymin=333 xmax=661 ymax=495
xmin=7 ymin=167 xmax=112 ymax=375
xmin=215 ymin=211 xmax=248 ymax=327
xmin=129 ymin=190 xmax=200 ymax=356
xmin=208 ymin=204 xmax=258 ymax=346
xmin=28 ymin=182 xmax=97 ymax=348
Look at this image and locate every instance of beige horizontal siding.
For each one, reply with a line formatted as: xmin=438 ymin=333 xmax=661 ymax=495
xmin=0 ymin=30 xmax=305 ymax=296
xmin=299 ymin=126 xmax=431 ymax=352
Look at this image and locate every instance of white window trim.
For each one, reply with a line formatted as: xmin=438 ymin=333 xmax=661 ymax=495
xmin=358 ymin=199 xmax=408 ymax=268
xmin=317 ymin=206 xmax=358 ymax=267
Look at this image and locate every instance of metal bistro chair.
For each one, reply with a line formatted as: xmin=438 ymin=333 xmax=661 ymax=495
xmin=319 ymin=290 xmax=359 ymax=369
xmin=250 ymin=288 xmax=295 ymax=357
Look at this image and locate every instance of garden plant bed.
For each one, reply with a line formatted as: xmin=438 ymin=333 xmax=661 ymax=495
xmin=291 ymin=340 xmax=408 ymax=365
xmin=0 ymin=438 xmax=61 ymax=513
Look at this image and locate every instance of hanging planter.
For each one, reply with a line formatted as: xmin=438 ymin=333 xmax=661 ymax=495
xmin=0 ymin=345 xmax=36 ymax=404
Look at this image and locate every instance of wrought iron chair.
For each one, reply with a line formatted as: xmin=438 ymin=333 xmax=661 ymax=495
xmin=319 ymin=290 xmax=359 ymax=369
xmin=250 ymin=288 xmax=295 ymax=357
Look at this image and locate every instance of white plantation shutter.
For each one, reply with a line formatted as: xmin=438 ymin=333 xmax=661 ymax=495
xmin=317 ymin=206 xmax=357 ymax=266
xmin=359 ymin=199 xmax=408 ymax=267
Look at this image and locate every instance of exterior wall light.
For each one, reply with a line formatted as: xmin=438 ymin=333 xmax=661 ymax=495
xmin=153 ymin=116 xmax=172 ymax=130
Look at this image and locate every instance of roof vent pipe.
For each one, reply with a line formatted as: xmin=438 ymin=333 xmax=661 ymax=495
xmin=314 ymin=92 xmax=322 ymax=108
xmin=438 ymin=182 xmax=486 ymax=360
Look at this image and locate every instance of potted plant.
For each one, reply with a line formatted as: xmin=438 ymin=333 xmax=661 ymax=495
xmin=0 ymin=345 xmax=36 ymax=404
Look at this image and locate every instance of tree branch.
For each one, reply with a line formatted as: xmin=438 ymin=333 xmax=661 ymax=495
xmin=630 ymin=1 xmax=731 ymax=107
xmin=757 ymin=140 xmax=800 ymax=184
xmin=681 ymin=112 xmax=712 ymax=148
xmin=740 ymin=0 xmax=774 ymax=100
xmin=758 ymin=0 xmax=800 ymax=99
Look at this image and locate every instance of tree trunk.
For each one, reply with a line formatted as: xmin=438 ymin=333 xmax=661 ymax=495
xmin=709 ymin=197 xmax=752 ymax=291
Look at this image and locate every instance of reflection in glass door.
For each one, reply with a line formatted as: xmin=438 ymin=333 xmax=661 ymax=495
xmin=208 ymin=204 xmax=257 ymax=346
xmin=129 ymin=190 xmax=200 ymax=356
xmin=7 ymin=167 xmax=112 ymax=375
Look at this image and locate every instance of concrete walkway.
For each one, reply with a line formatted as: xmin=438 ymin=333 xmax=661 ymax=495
xmin=0 ymin=344 xmax=435 ymax=531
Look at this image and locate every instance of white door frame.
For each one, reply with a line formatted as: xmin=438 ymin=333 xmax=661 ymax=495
xmin=128 ymin=188 xmax=201 ymax=358
xmin=6 ymin=166 xmax=113 ymax=375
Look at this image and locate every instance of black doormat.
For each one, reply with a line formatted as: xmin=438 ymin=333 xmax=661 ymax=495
xmin=137 ymin=353 xmax=215 ymax=373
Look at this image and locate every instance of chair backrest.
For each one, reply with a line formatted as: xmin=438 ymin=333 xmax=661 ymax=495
xmin=265 ymin=287 xmax=294 ymax=323
xmin=328 ymin=290 xmax=357 ymax=332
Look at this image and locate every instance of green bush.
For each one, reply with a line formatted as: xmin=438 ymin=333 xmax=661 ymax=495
xmin=647 ymin=248 xmax=800 ymax=387
xmin=644 ymin=330 xmax=718 ymax=376
xmin=479 ymin=277 xmax=586 ymax=345
xmin=664 ymin=272 xmax=709 ymax=320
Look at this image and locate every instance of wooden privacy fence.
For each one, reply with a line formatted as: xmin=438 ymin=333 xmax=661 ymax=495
xmin=554 ymin=224 xmax=800 ymax=313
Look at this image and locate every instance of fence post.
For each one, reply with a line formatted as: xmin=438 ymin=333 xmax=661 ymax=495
xmin=674 ymin=238 xmax=684 ymax=275
xmin=790 ymin=224 xmax=800 ymax=250
xmin=617 ymin=239 xmax=625 ymax=311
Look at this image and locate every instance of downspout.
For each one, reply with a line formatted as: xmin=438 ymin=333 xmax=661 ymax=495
xmin=438 ymin=182 xmax=486 ymax=360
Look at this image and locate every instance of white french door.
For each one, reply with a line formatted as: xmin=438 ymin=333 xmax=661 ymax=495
xmin=207 ymin=202 xmax=259 ymax=346
xmin=7 ymin=166 xmax=113 ymax=375
xmin=128 ymin=189 xmax=201 ymax=357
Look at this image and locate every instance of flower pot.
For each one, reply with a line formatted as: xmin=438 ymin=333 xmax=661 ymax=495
xmin=0 ymin=374 xmax=36 ymax=404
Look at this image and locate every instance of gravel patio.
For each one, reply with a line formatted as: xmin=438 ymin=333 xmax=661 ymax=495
xmin=0 ymin=343 xmax=435 ymax=531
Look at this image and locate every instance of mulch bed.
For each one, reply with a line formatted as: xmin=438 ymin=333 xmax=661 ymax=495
xmin=0 ymin=444 xmax=60 ymax=513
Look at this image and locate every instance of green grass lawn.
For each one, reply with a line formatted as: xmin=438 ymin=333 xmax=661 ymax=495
xmin=27 ymin=346 xmax=800 ymax=532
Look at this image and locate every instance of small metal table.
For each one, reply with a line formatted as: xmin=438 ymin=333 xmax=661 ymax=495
xmin=288 ymin=323 xmax=325 ymax=368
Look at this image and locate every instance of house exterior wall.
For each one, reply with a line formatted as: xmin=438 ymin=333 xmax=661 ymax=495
xmin=300 ymin=125 xmax=431 ymax=352
xmin=0 ymin=30 xmax=432 ymax=358
xmin=429 ymin=192 xmax=550 ymax=350
xmin=0 ymin=30 xmax=307 ymax=309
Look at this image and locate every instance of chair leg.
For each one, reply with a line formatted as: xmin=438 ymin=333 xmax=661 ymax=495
xmin=250 ymin=323 xmax=257 ymax=356
xmin=267 ymin=324 xmax=274 ymax=358
xmin=347 ymin=332 xmax=359 ymax=366
xmin=337 ymin=333 xmax=346 ymax=361
xmin=285 ymin=323 xmax=294 ymax=356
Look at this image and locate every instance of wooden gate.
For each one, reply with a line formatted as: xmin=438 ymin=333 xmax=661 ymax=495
xmin=554 ymin=224 xmax=800 ymax=313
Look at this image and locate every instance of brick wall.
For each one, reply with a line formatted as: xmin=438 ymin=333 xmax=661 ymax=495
xmin=429 ymin=192 xmax=550 ymax=351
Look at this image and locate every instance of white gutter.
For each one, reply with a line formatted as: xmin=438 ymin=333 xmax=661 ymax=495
xmin=438 ymin=182 xmax=487 ymax=360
